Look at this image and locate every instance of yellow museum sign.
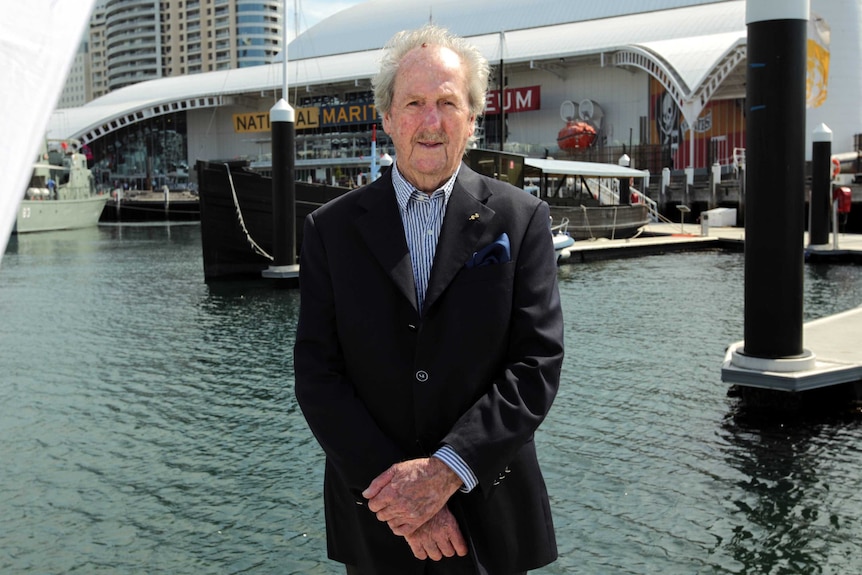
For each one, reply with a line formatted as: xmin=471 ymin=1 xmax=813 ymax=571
xmin=233 ymin=107 xmax=321 ymax=132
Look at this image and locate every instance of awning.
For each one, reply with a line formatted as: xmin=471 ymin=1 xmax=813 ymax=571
xmin=525 ymin=158 xmax=649 ymax=179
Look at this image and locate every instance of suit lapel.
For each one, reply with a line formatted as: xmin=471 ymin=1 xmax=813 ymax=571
xmin=423 ymin=166 xmax=495 ymax=313
xmin=354 ymin=176 xmax=419 ymax=312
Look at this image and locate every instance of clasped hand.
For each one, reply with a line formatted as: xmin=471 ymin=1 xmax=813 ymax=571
xmin=362 ymin=457 xmax=468 ymax=560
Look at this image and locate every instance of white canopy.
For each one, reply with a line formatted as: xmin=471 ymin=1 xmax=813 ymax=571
xmin=525 ymin=158 xmax=649 ymax=179
xmin=1 ymin=0 xmax=96 ymax=259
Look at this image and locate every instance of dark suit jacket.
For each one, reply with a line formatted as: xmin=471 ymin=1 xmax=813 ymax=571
xmin=294 ymin=162 xmax=564 ymax=574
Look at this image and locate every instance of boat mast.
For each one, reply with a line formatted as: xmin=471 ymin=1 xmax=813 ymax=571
xmin=282 ymin=1 xmax=290 ymax=99
xmin=498 ymin=31 xmax=505 ymax=152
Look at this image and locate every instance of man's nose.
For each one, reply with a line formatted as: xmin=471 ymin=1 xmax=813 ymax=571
xmin=420 ymin=105 xmax=442 ymax=127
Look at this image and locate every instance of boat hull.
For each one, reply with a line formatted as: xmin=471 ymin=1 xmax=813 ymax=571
xmin=550 ymin=204 xmax=650 ymax=240
xmin=99 ymin=193 xmax=200 ymax=222
xmin=196 ymin=160 xmax=349 ymax=281
xmin=15 ymin=195 xmax=109 ymax=233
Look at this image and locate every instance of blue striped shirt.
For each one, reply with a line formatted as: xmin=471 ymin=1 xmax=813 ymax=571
xmin=393 ymin=164 xmax=456 ymax=313
xmin=392 ymin=162 xmax=479 ymax=493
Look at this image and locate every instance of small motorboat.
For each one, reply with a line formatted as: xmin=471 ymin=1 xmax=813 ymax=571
xmin=552 ymin=217 xmax=575 ymax=261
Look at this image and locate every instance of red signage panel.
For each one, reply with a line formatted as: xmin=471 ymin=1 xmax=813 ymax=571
xmin=485 ymin=85 xmax=541 ymax=115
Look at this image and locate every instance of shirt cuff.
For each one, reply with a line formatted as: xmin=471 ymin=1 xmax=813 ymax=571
xmin=433 ymin=445 xmax=479 ymax=493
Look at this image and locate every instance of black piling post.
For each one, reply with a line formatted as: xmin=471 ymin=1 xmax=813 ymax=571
xmin=618 ymin=153 xmax=631 ymax=204
xmin=808 ymin=124 xmax=832 ymax=248
xmin=262 ymin=98 xmax=299 ymax=282
xmin=740 ymin=0 xmax=810 ymax=361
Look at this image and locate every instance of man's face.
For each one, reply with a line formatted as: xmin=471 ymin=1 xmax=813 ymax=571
xmin=382 ymin=44 xmax=475 ymax=193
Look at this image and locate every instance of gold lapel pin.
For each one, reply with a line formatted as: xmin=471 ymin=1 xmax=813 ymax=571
xmin=468 ymin=213 xmax=480 ymax=221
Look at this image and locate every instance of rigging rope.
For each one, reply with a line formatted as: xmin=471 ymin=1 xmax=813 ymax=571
xmin=580 ymin=204 xmax=595 ymax=240
xmin=224 ymin=163 xmax=273 ymax=261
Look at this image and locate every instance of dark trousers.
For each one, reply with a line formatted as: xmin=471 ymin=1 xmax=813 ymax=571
xmin=345 ymin=559 xmax=527 ymax=575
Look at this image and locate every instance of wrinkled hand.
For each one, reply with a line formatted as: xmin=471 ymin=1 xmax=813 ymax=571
xmin=362 ymin=457 xmax=462 ymax=536
xmin=404 ymin=505 xmax=469 ymax=561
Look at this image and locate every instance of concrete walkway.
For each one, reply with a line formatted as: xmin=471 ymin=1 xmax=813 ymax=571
xmin=558 ymin=222 xmax=862 ymax=263
xmin=722 ymin=305 xmax=862 ymax=392
xmin=645 ymin=222 xmax=862 ymax=254
xmin=560 ymin=222 xmax=862 ymax=392
xmin=643 ymin=224 xmax=862 ymax=392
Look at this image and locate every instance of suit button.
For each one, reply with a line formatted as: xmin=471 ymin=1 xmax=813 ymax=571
xmin=415 ymin=370 xmax=429 ymax=382
xmin=407 ymin=324 xmax=417 ymax=332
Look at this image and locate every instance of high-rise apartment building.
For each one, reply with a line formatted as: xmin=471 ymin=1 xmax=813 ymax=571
xmin=57 ymin=42 xmax=93 ymax=109
xmin=58 ymin=0 xmax=283 ymax=106
xmin=104 ymin=0 xmax=163 ymax=91
xmin=90 ymin=2 xmax=109 ymax=99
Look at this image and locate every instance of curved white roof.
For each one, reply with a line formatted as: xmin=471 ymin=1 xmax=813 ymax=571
xmin=290 ymin=0 xmax=737 ymax=59
xmin=48 ymin=0 xmax=746 ymax=142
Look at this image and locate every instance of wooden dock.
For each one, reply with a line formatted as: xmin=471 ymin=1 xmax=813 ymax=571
xmin=558 ymin=224 xmax=724 ymax=263
xmin=558 ymin=223 xmax=862 ymax=264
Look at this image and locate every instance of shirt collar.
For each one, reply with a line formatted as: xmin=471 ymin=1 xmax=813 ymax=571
xmin=393 ymin=161 xmax=460 ymax=213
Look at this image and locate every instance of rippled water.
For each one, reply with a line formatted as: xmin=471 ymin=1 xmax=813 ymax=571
xmin=2 ymin=224 xmax=861 ymax=574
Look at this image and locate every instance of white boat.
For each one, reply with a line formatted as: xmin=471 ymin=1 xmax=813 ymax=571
xmin=552 ymin=217 xmax=575 ymax=261
xmin=15 ymin=140 xmax=108 ymax=234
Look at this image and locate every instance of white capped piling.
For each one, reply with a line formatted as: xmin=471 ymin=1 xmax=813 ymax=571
xmin=618 ymin=153 xmax=631 ymax=204
xmin=731 ymin=0 xmax=814 ymax=371
xmin=809 ymin=123 xmax=833 ymax=248
xmin=661 ymin=167 xmax=670 ymax=208
xmin=370 ymin=125 xmax=379 ymax=182
xmin=684 ymin=166 xmax=694 ymax=207
xmin=262 ymin=98 xmax=299 ymax=280
xmin=710 ymin=162 xmax=721 ymax=209
xmin=262 ymin=12 xmax=298 ymax=282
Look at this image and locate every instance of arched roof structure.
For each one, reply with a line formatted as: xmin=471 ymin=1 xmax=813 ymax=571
xmin=47 ymin=0 xmax=747 ymax=145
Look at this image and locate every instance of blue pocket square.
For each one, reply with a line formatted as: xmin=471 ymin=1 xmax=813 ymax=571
xmin=466 ymin=233 xmax=511 ymax=269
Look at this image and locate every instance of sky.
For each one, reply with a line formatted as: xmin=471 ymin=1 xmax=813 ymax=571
xmin=287 ymin=0 xmax=367 ymax=40
xmin=90 ymin=0 xmax=368 ymax=43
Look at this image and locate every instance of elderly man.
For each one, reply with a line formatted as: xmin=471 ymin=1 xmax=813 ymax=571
xmin=294 ymin=24 xmax=564 ymax=575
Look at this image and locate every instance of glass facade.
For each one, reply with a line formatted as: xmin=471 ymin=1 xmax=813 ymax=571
xmin=87 ymin=112 xmax=189 ymax=192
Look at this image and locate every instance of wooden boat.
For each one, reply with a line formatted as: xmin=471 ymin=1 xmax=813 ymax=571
xmin=466 ymin=149 xmax=654 ymax=240
xmin=100 ymin=188 xmax=200 ymax=222
xmin=550 ymin=204 xmax=650 ymax=241
xmin=195 ymin=159 xmax=348 ymax=281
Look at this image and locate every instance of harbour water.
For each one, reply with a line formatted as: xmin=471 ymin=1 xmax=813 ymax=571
xmin=2 ymin=223 xmax=862 ymax=574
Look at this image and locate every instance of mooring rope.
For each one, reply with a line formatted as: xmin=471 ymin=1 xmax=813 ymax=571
xmin=580 ymin=204 xmax=595 ymax=240
xmin=224 ymin=163 xmax=273 ymax=261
